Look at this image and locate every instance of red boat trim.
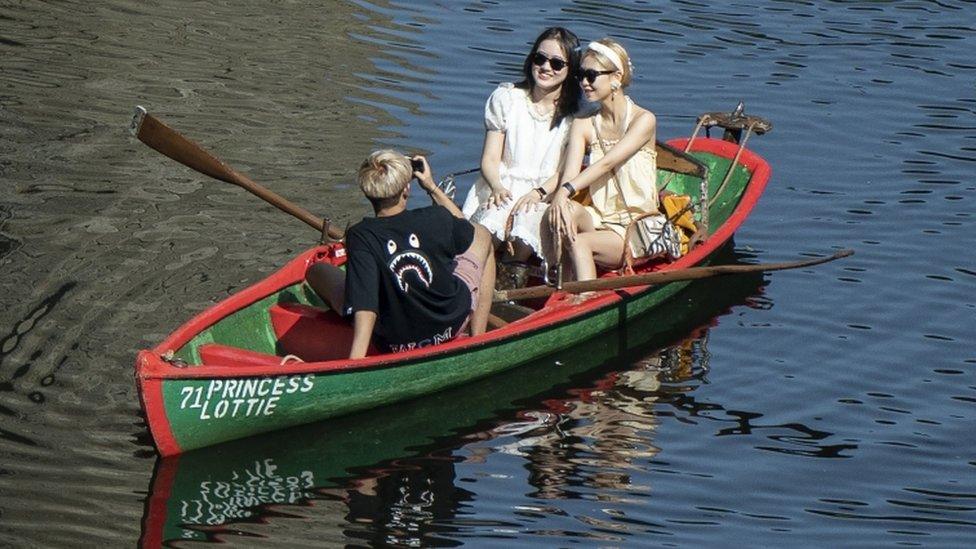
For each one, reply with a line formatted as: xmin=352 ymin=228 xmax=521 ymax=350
xmin=136 ymin=137 xmax=770 ymax=379
xmin=137 ymin=351 xmax=182 ymax=456
xmin=139 ymin=454 xmax=180 ymax=548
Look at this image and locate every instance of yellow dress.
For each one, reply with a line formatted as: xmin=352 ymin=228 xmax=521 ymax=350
xmin=583 ymin=98 xmax=659 ymax=238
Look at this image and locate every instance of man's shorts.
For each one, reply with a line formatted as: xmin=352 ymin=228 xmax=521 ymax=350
xmin=452 ymin=248 xmax=484 ymax=332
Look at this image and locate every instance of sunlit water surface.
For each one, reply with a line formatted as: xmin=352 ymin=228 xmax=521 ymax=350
xmin=0 ymin=1 xmax=974 ymax=547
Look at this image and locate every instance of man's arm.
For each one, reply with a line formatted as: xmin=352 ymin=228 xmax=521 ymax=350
xmin=411 ymin=155 xmax=465 ymax=219
xmin=349 ymin=310 xmax=377 ymax=359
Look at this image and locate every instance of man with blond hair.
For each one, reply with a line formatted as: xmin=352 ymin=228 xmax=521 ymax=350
xmin=308 ymin=150 xmax=495 ymax=358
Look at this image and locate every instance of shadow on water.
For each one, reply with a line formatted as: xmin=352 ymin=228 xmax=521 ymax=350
xmin=0 ymin=205 xmax=20 ymax=263
xmin=0 ymin=282 xmax=77 ymax=419
xmin=139 ymin=244 xmax=779 ymax=545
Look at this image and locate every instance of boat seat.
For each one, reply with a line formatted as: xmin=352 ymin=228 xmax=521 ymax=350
xmin=269 ymin=302 xmax=377 ymax=361
xmin=198 ymin=343 xmax=283 ymax=368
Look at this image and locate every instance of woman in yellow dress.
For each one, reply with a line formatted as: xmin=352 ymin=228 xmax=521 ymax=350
xmin=544 ymin=38 xmax=659 ymax=281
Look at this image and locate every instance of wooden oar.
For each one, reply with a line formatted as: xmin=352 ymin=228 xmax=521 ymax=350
xmin=493 ymin=249 xmax=854 ymax=302
xmin=129 ymin=106 xmax=343 ymax=240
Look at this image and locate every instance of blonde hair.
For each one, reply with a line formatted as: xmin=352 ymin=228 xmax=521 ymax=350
xmin=584 ymin=38 xmax=632 ymax=88
xmin=357 ymin=149 xmax=411 ymax=199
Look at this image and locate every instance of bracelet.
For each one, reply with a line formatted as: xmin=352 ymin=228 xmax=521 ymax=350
xmin=561 ymin=182 xmax=576 ymax=196
xmin=534 ymin=187 xmax=547 ymax=199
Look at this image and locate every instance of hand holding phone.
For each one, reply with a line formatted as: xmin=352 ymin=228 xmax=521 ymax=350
xmin=408 ymin=155 xmax=436 ymax=194
xmin=410 ymin=157 xmax=424 ymax=173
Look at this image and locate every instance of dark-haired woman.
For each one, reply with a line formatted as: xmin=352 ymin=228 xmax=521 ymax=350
xmin=461 ymin=27 xmax=582 ymax=262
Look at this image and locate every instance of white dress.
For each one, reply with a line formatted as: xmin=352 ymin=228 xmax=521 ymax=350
xmin=461 ymin=83 xmax=572 ymax=255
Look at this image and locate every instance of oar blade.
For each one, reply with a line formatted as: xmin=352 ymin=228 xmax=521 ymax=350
xmin=128 ymin=106 xmax=342 ymax=239
xmin=130 ymin=105 xmax=239 ymax=186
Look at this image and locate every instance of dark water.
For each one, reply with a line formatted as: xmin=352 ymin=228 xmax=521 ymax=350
xmin=1 ymin=1 xmax=974 ymax=547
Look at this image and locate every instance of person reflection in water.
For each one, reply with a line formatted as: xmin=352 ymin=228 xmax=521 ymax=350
xmin=339 ymin=455 xmax=470 ymax=547
xmin=499 ymin=339 xmax=709 ymax=500
xmin=307 ymin=150 xmax=495 ymax=358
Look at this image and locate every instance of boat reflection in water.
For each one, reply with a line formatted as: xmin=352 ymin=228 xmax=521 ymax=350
xmin=140 ymin=246 xmax=768 ymax=546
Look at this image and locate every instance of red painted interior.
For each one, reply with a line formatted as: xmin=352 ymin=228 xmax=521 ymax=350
xmin=198 ymin=343 xmax=284 ymax=368
xmin=270 ymin=302 xmax=379 ymax=361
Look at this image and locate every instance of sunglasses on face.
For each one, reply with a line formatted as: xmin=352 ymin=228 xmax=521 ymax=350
xmin=578 ymin=68 xmax=616 ymax=84
xmin=531 ymin=52 xmax=568 ymax=72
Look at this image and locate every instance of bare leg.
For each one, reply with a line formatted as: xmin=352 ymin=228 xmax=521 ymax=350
xmin=543 ymin=202 xmax=611 ymax=281
xmin=467 ymin=224 xmax=496 ymax=336
xmin=540 ymin=218 xmax=558 ymax=269
xmin=543 ymin=202 xmax=585 ymax=272
xmin=571 ymin=230 xmax=625 ymax=280
xmin=306 ymin=262 xmax=346 ymax=313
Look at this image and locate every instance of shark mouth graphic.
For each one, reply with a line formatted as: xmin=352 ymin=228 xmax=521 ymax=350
xmin=388 ymin=251 xmax=433 ymax=293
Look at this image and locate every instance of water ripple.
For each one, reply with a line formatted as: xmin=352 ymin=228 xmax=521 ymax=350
xmin=1 ymin=0 xmax=976 ymax=546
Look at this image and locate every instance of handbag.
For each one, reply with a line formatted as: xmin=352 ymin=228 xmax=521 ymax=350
xmin=621 ymin=194 xmax=700 ymax=272
xmin=624 ymin=212 xmax=683 ymax=262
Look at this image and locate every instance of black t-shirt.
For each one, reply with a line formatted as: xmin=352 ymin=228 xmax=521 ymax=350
xmin=343 ymin=205 xmax=476 ymax=352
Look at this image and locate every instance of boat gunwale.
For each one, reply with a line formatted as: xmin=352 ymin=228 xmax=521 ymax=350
xmin=137 ymin=137 xmax=770 ymax=382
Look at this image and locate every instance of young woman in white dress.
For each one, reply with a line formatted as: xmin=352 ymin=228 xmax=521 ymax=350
xmin=461 ymin=27 xmax=582 ymax=262
xmin=545 ymin=38 xmax=660 ymax=281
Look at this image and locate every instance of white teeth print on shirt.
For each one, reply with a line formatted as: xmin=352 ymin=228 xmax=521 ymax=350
xmin=389 ymin=251 xmax=433 ymax=293
xmin=387 ymin=234 xmax=432 ymax=293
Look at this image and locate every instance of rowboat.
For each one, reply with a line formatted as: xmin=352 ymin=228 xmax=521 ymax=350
xmin=140 ymin=267 xmax=765 ymax=545
xmin=135 ymin=109 xmax=776 ymax=456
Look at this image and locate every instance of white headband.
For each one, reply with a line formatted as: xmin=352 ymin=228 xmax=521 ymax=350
xmin=586 ymin=41 xmax=624 ymax=73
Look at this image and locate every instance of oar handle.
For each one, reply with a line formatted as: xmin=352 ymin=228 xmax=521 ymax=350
xmin=130 ymin=106 xmax=344 ymax=240
xmin=494 ymin=249 xmax=854 ymax=302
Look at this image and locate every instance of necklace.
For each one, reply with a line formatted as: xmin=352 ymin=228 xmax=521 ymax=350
xmin=597 ymin=96 xmax=630 ymax=142
xmin=525 ymin=88 xmax=556 ymax=121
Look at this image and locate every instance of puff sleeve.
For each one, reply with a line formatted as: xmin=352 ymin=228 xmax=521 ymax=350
xmin=484 ymin=83 xmax=515 ymax=132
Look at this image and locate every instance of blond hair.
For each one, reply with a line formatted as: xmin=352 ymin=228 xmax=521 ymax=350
xmin=584 ymin=38 xmax=632 ymax=88
xmin=357 ymin=150 xmax=411 ymax=199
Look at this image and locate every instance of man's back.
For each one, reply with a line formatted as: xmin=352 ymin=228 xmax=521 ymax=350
xmin=343 ymin=205 xmax=475 ymax=352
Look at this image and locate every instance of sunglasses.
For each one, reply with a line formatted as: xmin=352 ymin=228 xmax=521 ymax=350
xmin=531 ymin=52 xmax=568 ymax=72
xmin=578 ymin=68 xmax=616 ymax=84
